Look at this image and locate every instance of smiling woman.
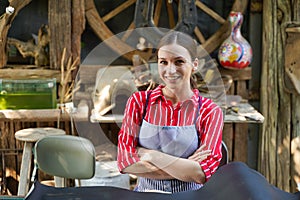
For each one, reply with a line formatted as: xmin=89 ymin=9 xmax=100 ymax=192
xmin=117 ymin=31 xmax=224 ymax=193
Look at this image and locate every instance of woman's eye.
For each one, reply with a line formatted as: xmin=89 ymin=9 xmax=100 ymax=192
xmin=175 ymin=60 xmax=185 ymax=66
xmin=159 ymin=60 xmax=168 ymax=65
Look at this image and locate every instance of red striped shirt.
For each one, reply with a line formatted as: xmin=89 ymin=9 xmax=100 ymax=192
xmin=117 ymin=85 xmax=223 ymax=182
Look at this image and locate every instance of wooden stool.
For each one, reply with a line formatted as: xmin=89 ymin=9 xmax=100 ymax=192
xmin=15 ymin=127 xmax=65 ymax=196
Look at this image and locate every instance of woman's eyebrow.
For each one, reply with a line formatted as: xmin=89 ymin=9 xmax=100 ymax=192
xmin=157 ymin=56 xmax=185 ymax=60
xmin=174 ymin=57 xmax=187 ymax=61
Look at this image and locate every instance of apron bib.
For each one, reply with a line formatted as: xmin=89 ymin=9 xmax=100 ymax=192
xmin=139 ymin=120 xmax=198 ymax=158
xmin=135 ymin=93 xmax=203 ymax=193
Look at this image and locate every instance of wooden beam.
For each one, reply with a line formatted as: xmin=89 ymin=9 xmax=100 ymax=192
xmin=195 ymin=0 xmax=226 ymax=24
xmin=102 ymin=0 xmax=136 ymax=22
xmin=0 ymin=68 xmax=64 ymax=82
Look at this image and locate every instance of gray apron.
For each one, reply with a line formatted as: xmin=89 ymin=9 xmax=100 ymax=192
xmin=135 ymin=94 xmax=203 ymax=193
xmin=139 ymin=120 xmax=199 ymax=158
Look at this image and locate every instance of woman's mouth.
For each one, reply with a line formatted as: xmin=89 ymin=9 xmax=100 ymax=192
xmin=164 ymin=75 xmax=180 ymax=80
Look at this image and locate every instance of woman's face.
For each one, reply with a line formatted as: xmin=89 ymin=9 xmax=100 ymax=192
xmin=158 ymin=43 xmax=196 ymax=90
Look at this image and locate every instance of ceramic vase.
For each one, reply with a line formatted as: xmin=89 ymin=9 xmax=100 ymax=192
xmin=218 ymin=11 xmax=252 ymax=69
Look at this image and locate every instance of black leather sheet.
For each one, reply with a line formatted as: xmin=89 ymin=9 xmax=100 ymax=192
xmin=25 ymin=162 xmax=300 ymax=200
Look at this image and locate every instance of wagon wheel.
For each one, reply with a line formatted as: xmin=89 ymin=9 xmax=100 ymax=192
xmin=84 ymin=0 xmax=249 ymax=61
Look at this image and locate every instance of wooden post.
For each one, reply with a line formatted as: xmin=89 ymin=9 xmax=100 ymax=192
xmin=48 ymin=0 xmax=72 ymax=70
xmin=290 ymin=0 xmax=300 ymax=192
xmin=259 ymin=0 xmax=300 ymax=193
xmin=71 ymin=0 xmax=85 ymax=78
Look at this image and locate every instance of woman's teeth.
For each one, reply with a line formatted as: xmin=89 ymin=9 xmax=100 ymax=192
xmin=165 ymin=76 xmax=179 ymax=80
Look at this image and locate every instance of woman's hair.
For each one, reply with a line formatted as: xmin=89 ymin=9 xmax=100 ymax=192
xmin=157 ymin=31 xmax=198 ymax=89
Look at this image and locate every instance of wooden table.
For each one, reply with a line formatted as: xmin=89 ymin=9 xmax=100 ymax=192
xmin=0 ymin=103 xmax=89 ymax=122
xmin=90 ymin=102 xmax=264 ymax=124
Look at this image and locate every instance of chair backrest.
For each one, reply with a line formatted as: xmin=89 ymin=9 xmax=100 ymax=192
xmin=219 ymin=141 xmax=229 ymax=167
xmin=34 ymin=135 xmax=95 ymax=180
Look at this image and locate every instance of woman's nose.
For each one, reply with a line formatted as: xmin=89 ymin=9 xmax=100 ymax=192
xmin=166 ymin=63 xmax=177 ymax=73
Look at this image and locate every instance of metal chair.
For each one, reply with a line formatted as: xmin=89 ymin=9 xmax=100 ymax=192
xmin=219 ymin=141 xmax=229 ymax=168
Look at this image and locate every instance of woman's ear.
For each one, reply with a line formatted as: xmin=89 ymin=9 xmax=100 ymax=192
xmin=192 ymin=58 xmax=199 ymax=72
xmin=193 ymin=59 xmax=205 ymax=72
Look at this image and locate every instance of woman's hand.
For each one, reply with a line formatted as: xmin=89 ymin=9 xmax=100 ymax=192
xmin=137 ymin=147 xmax=153 ymax=161
xmin=188 ymin=144 xmax=211 ymax=162
xmin=122 ymin=147 xmax=174 ymax=179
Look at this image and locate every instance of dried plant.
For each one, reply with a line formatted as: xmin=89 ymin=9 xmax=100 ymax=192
xmin=59 ymin=48 xmax=80 ymax=105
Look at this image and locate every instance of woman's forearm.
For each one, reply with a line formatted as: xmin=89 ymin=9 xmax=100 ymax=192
xmin=148 ymin=150 xmax=206 ymax=184
xmin=123 ymin=146 xmax=209 ymax=183
xmin=122 ymin=160 xmax=174 ymax=179
xmin=139 ymin=148 xmax=205 ymax=183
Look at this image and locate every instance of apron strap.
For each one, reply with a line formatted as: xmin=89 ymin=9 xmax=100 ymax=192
xmin=140 ymin=91 xmax=152 ymax=126
xmin=193 ymin=96 xmax=202 ymax=124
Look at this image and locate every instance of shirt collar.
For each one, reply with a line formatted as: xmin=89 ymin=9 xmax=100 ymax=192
xmin=149 ymin=85 xmax=200 ymax=106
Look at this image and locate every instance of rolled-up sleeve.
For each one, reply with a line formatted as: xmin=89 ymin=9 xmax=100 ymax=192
xmin=117 ymin=92 xmax=146 ymax=172
xmin=198 ymin=101 xmax=224 ymax=182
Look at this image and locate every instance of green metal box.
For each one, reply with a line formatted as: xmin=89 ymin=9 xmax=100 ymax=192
xmin=0 ymin=79 xmax=57 ymax=109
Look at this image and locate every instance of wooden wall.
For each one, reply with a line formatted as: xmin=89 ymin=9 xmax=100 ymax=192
xmin=259 ymin=0 xmax=300 ymax=193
